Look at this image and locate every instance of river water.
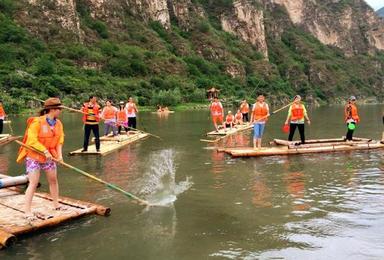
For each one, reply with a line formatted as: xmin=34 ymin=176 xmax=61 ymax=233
xmin=1 ymin=105 xmax=384 ymax=259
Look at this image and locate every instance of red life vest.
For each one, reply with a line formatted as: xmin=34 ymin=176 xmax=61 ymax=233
xmin=253 ymin=103 xmax=268 ymax=121
xmin=211 ymin=102 xmax=223 ymax=116
xmin=290 ymin=104 xmax=304 ymax=121
xmin=102 ymin=106 xmax=116 ymax=120
xmin=226 ymin=114 xmax=234 ymax=123
xmin=345 ymin=104 xmax=360 ymax=123
xmin=82 ymin=102 xmax=100 ymax=123
xmin=117 ymin=110 xmax=127 ymax=122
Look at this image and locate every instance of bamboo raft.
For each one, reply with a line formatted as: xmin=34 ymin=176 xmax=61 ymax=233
xmin=151 ymin=111 xmax=175 ymax=114
xmin=0 ymin=134 xmax=20 ymax=146
xmin=69 ymin=132 xmax=149 ymax=156
xmin=0 ymin=176 xmax=110 ymax=249
xmin=207 ymin=123 xmax=253 ymax=136
xmin=220 ymin=137 xmax=384 ymax=158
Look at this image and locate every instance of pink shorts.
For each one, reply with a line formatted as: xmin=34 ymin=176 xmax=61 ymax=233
xmin=25 ymin=157 xmax=56 ymax=174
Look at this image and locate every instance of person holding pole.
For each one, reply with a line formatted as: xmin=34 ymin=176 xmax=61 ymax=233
xmin=344 ymin=96 xmax=359 ymax=142
xmin=82 ymin=96 xmax=101 ymax=152
xmin=101 ymin=100 xmax=118 ymax=136
xmin=16 ymin=98 xmax=65 ymax=220
xmin=125 ymin=97 xmax=138 ymax=131
xmin=250 ymin=95 xmax=270 ymax=149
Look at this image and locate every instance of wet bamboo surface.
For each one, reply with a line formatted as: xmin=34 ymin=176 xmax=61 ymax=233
xmin=69 ymin=132 xmax=149 ymax=156
xmin=206 ymin=123 xmax=253 ymax=136
xmin=221 ymin=139 xmax=384 ymax=157
xmin=0 ymin=183 xmax=110 ymax=249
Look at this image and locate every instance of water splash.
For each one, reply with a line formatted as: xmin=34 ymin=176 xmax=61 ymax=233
xmin=139 ymin=149 xmax=193 ymax=206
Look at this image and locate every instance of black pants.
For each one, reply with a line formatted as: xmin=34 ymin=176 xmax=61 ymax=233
xmin=118 ymin=126 xmax=129 ymax=134
xmin=83 ymin=124 xmax=100 ymax=151
xmin=128 ymin=117 xmax=136 ymax=130
xmin=288 ymin=123 xmax=305 ymax=144
xmin=242 ymin=113 xmax=249 ymax=122
xmin=346 ymin=122 xmax=355 ymax=141
xmin=0 ymin=119 xmax=3 ymax=134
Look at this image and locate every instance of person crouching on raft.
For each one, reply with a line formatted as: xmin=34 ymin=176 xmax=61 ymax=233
xmin=285 ymin=95 xmax=311 ymax=144
xmin=101 ymin=100 xmax=118 ymax=136
xmin=16 ymin=98 xmax=64 ymax=220
xmin=344 ymin=96 xmax=359 ymax=142
xmin=210 ymin=97 xmax=224 ymax=132
xmin=250 ymin=95 xmax=270 ymax=149
xmin=234 ymin=110 xmax=243 ymax=125
xmin=117 ymin=101 xmax=128 ymax=135
xmin=224 ymin=111 xmax=235 ymax=130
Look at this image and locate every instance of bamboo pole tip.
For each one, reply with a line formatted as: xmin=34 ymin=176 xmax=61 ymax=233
xmin=0 ymin=230 xmax=16 ymax=248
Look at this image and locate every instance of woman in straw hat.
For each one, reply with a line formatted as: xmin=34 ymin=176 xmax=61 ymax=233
xmin=17 ymin=98 xmax=65 ymax=220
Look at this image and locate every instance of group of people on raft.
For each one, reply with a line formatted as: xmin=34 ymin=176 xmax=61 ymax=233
xmin=81 ymin=96 xmax=139 ymax=152
xmin=15 ymin=96 xmax=139 ymax=220
xmin=210 ymin=95 xmax=361 ymax=149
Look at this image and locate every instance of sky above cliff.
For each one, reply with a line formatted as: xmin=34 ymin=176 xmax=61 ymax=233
xmin=365 ymin=0 xmax=383 ymax=10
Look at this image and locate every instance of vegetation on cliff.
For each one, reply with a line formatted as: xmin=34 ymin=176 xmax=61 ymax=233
xmin=0 ymin=0 xmax=383 ymax=113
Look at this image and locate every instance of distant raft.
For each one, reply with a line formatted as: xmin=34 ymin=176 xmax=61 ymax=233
xmin=0 ymin=134 xmax=20 ymax=146
xmin=220 ymin=137 xmax=384 ymax=157
xmin=69 ymin=131 xmax=149 ymax=156
xmin=0 ymin=175 xmax=110 ymax=249
xmin=151 ymin=111 xmax=175 ymax=114
xmin=206 ymin=123 xmax=253 ymax=136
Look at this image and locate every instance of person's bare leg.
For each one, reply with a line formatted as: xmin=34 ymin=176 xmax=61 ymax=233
xmin=46 ymin=169 xmax=59 ymax=209
xmin=24 ymin=170 xmax=41 ymax=216
xmin=253 ymin=138 xmax=257 ymax=149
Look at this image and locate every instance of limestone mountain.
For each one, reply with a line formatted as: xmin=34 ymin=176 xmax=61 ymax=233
xmin=377 ymin=7 xmax=384 ymax=17
xmin=0 ymin=0 xmax=383 ymax=111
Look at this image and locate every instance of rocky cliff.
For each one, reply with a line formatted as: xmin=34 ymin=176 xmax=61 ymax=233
xmin=0 ymin=0 xmax=383 ymax=109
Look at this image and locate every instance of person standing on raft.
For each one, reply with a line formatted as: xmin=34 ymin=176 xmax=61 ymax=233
xmin=125 ymin=97 xmax=138 ymax=131
xmin=0 ymin=100 xmax=6 ymax=134
xmin=117 ymin=101 xmax=128 ymax=135
xmin=210 ymin=97 xmax=224 ymax=132
xmin=240 ymin=100 xmax=250 ymax=122
xmin=16 ymin=98 xmax=65 ymax=220
xmin=344 ymin=96 xmax=359 ymax=142
xmin=82 ymin=96 xmax=101 ymax=152
xmin=250 ymin=95 xmax=270 ymax=149
xmin=101 ymin=100 xmax=118 ymax=136
xmin=285 ymin=95 xmax=311 ymax=144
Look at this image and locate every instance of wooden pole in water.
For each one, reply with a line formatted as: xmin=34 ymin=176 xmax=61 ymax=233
xmin=0 ymin=229 xmax=16 ymax=248
xmin=202 ymin=102 xmax=293 ymax=143
xmin=15 ymin=140 xmax=149 ymax=206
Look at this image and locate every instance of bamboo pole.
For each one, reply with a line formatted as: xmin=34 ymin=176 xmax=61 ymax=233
xmin=0 ymin=229 xmax=16 ymax=248
xmin=15 ymin=140 xmax=149 ymax=206
xmin=202 ymin=102 xmax=293 ymax=143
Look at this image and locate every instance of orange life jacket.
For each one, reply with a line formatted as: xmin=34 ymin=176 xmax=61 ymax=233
xmin=253 ymin=103 xmax=268 ymax=121
xmin=117 ymin=110 xmax=127 ymax=122
xmin=226 ymin=114 xmax=234 ymax=123
xmin=126 ymin=103 xmax=136 ymax=114
xmin=235 ymin=112 xmax=242 ymax=120
xmin=345 ymin=104 xmax=359 ymax=123
xmin=82 ymin=102 xmax=100 ymax=123
xmin=17 ymin=116 xmax=63 ymax=163
xmin=240 ymin=103 xmax=249 ymax=114
xmin=102 ymin=106 xmax=116 ymax=120
xmin=0 ymin=106 xmax=6 ymax=117
xmin=211 ymin=102 xmax=223 ymax=116
xmin=290 ymin=104 xmax=304 ymax=121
